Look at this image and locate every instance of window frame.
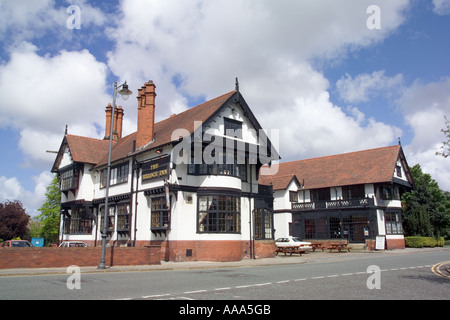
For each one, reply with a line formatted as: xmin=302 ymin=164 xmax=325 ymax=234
xmin=197 ymin=194 xmax=241 ymax=234
xmin=151 ymin=196 xmax=170 ymax=231
xmin=224 ymin=118 xmax=243 ymax=139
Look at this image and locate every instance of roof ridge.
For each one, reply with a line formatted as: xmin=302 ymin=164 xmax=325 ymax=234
xmin=155 ymin=90 xmax=236 ymax=125
xmin=66 ymin=134 xmax=105 ymax=142
xmin=279 ymin=145 xmax=400 ymax=166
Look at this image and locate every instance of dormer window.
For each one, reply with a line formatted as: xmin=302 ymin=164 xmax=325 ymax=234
xmin=224 ymin=118 xmax=242 ymax=139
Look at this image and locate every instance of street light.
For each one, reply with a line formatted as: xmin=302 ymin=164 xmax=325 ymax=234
xmin=98 ymin=80 xmax=132 ymax=269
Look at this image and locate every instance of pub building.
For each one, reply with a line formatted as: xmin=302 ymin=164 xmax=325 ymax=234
xmin=259 ymin=145 xmax=415 ymax=250
xmin=52 ymin=80 xmax=279 ymax=262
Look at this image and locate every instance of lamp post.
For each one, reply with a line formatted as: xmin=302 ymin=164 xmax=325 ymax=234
xmin=98 ymin=80 xmax=132 ymax=269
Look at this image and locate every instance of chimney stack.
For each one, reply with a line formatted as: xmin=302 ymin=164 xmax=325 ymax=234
xmin=114 ymin=106 xmax=124 ymax=140
xmin=104 ymin=104 xmax=112 ymax=140
xmin=136 ymin=81 xmax=156 ymax=148
xmin=104 ymin=104 xmax=124 ymax=140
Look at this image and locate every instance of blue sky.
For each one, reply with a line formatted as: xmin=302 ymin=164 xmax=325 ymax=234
xmin=0 ymin=0 xmax=449 ymax=217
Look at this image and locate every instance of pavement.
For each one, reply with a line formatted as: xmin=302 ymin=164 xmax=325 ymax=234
xmin=1 ymin=246 xmax=449 ymax=277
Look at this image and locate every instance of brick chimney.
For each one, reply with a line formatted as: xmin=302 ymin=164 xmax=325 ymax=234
xmin=104 ymin=104 xmax=124 ymax=140
xmin=114 ymin=106 xmax=124 ymax=139
xmin=136 ymin=81 xmax=156 ymax=148
xmin=104 ymin=104 xmax=112 ymax=140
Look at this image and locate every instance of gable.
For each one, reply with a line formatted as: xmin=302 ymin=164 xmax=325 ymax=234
xmin=52 ymin=135 xmax=109 ymax=173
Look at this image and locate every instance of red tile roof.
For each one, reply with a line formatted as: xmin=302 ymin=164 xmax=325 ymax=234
xmin=53 ymin=91 xmax=237 ymax=170
xmin=259 ymin=145 xmax=404 ymax=190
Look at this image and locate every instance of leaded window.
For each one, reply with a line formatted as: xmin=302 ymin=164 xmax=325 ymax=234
xmin=198 ymin=195 xmax=240 ymax=233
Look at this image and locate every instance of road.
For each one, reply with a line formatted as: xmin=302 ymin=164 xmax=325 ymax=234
xmin=0 ymin=250 xmax=449 ymax=302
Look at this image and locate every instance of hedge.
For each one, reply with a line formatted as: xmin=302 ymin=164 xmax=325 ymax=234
xmin=404 ymin=236 xmax=445 ymax=248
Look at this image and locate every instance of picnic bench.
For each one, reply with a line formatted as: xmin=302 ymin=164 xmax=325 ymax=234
xmin=311 ymin=243 xmax=324 ymax=252
xmin=275 ymin=246 xmax=304 ymax=256
xmin=325 ymin=242 xmax=352 ymax=253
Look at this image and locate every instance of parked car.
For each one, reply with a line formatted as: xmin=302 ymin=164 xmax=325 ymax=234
xmin=59 ymin=241 xmax=89 ymax=247
xmin=1 ymin=240 xmax=32 ymax=247
xmin=275 ymin=237 xmax=312 ymax=251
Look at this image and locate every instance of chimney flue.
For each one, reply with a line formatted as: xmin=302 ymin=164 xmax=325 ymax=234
xmin=136 ymin=81 xmax=156 ymax=148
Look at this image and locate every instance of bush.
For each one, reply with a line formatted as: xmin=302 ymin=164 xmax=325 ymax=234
xmin=405 ymin=236 xmax=445 ymax=248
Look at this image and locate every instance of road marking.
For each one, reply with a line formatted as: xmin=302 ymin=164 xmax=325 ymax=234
xmin=254 ymin=282 xmax=272 ymax=286
xmin=276 ymin=280 xmax=290 ymax=284
xmin=431 ymin=261 xmax=450 ymax=280
xmin=141 ymin=293 xmax=171 ymax=299
xmin=131 ymin=263 xmax=442 ymax=300
xmin=214 ymin=287 xmax=231 ymax=291
xmin=184 ymin=289 xmax=207 ymax=294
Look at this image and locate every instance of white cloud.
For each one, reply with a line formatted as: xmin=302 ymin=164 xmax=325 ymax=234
xmin=0 ymin=0 xmax=109 ymax=46
xmin=0 ymin=171 xmax=53 ymax=217
xmin=106 ymin=0 xmax=409 ymax=161
xmin=396 ymin=77 xmax=450 ymax=191
xmin=0 ymin=42 xmax=110 ymax=169
xmin=432 ymin=0 xmax=450 ymax=15
xmin=336 ymin=70 xmax=404 ymax=103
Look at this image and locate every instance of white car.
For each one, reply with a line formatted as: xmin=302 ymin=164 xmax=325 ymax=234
xmin=275 ymin=237 xmax=312 ymax=251
xmin=59 ymin=241 xmax=89 ymax=248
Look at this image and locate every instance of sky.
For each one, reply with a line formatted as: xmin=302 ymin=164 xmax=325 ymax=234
xmin=0 ymin=0 xmax=449 ymax=217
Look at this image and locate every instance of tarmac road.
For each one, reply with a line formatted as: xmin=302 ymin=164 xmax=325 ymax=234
xmin=0 ymin=247 xmax=449 ymax=301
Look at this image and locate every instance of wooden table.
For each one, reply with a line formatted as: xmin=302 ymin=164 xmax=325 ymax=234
xmin=275 ymin=246 xmax=304 ymax=256
xmin=326 ymin=243 xmax=352 ymax=253
xmin=311 ymin=243 xmax=324 ymax=252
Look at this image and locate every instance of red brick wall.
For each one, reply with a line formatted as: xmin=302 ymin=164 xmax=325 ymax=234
xmin=151 ymin=240 xmax=276 ymax=262
xmin=0 ymin=246 xmax=161 ymax=269
xmin=386 ymin=238 xmax=405 ymax=250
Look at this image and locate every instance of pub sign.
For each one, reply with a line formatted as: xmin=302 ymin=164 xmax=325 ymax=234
xmin=142 ymin=156 xmax=170 ymax=182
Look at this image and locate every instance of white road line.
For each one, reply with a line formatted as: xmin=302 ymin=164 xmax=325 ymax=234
xmin=254 ymin=282 xmax=272 ymax=286
xmin=141 ymin=293 xmax=171 ymax=299
xmin=137 ymin=264 xmax=433 ymax=300
xmin=184 ymin=289 xmax=207 ymax=294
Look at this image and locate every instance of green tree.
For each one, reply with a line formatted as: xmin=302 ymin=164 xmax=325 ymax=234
xmin=0 ymin=200 xmax=30 ymax=240
xmin=36 ymin=175 xmax=61 ymax=245
xmin=402 ymin=164 xmax=450 ymax=238
xmin=436 ymin=115 xmax=450 ymax=158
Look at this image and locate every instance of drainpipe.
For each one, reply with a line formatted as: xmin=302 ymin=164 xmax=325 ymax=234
xmin=133 ymin=160 xmax=140 ymax=247
xmin=249 ymin=165 xmax=254 ymax=259
xmin=129 ymin=157 xmax=135 ymax=246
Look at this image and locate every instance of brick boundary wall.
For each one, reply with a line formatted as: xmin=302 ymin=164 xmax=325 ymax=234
xmin=154 ymin=240 xmax=276 ymax=262
xmin=0 ymin=245 xmax=161 ymax=269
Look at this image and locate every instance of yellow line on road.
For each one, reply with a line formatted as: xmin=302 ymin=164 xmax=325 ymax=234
xmin=431 ymin=261 xmax=450 ymax=280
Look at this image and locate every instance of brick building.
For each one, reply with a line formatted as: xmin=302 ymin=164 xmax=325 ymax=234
xmin=51 ymin=80 xmax=279 ymax=262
